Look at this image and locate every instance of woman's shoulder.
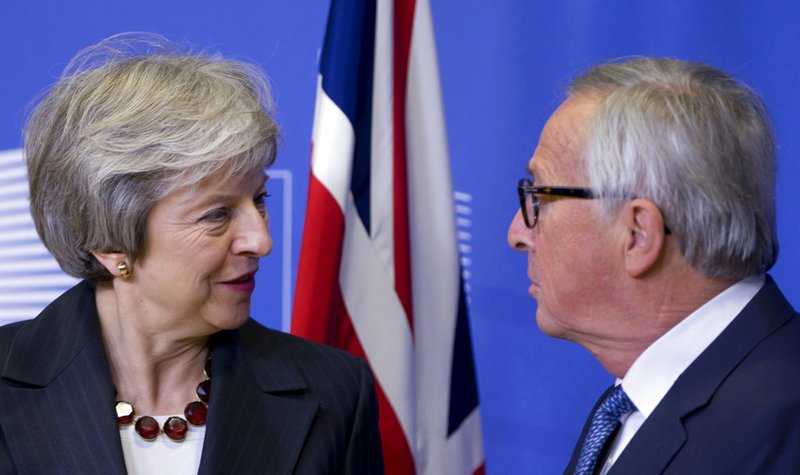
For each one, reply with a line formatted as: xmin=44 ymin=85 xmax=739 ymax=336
xmin=0 ymin=280 xmax=98 ymax=346
xmin=0 ymin=320 xmax=27 ymax=361
xmin=227 ymin=318 xmax=374 ymax=397
xmin=237 ymin=318 xmax=368 ymax=371
xmin=0 ymin=281 xmax=100 ymax=384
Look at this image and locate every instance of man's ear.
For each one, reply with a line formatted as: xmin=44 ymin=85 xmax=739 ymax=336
xmin=622 ymin=199 xmax=668 ymax=277
xmin=91 ymin=250 xmax=132 ymax=279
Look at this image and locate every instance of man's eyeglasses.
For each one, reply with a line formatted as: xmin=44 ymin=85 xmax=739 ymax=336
xmin=517 ymin=177 xmax=672 ymax=234
xmin=517 ymin=177 xmax=597 ymax=229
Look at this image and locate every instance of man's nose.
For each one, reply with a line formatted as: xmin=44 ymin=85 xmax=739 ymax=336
xmin=508 ymin=209 xmax=534 ymax=252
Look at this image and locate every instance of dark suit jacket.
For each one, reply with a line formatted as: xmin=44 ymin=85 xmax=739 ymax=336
xmin=564 ymin=276 xmax=800 ymax=474
xmin=0 ymin=281 xmax=383 ymax=474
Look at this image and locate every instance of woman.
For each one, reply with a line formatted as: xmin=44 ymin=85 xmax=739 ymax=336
xmin=0 ymin=33 xmax=383 ymax=474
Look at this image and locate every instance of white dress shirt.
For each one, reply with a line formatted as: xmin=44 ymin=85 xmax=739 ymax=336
xmin=598 ymin=275 xmax=765 ymax=475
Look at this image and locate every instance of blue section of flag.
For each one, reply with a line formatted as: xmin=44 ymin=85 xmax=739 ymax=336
xmin=320 ymin=0 xmax=376 ymax=233
xmin=448 ymin=274 xmax=481 ymax=435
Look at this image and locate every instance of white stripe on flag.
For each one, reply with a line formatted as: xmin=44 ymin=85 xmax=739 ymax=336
xmin=369 ymin=0 xmax=396 ymax=283
xmin=339 ymin=192 xmax=416 ymax=450
xmin=310 ymin=78 xmax=355 ymax=212
xmin=295 ymin=1 xmax=484 ymax=472
xmin=407 ymin=0 xmax=484 ymax=471
xmin=425 ymin=410 xmax=485 ymax=474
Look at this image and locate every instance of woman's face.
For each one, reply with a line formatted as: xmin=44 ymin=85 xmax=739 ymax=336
xmin=130 ymin=167 xmax=272 ymax=336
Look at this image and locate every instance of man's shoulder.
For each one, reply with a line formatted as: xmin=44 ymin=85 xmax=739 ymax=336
xmin=614 ymin=309 xmax=800 ymax=472
xmin=725 ymin=312 xmax=800 ymax=390
xmin=727 ymin=277 xmax=800 ymax=384
xmin=690 ymin=282 xmax=800 ymax=405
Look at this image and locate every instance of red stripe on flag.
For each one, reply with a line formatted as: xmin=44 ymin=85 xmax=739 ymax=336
xmin=293 ymin=168 xmax=416 ymax=474
xmin=291 ymin=172 xmax=345 ymax=342
xmin=376 ymin=377 xmax=417 ymax=475
xmin=335 ymin=298 xmax=416 ymax=475
xmin=392 ymin=0 xmax=417 ymax=328
xmin=296 ymin=2 xmax=484 ymax=472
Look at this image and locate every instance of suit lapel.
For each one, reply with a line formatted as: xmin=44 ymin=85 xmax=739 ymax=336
xmin=610 ymin=277 xmax=796 ymax=473
xmin=0 ymin=281 xmax=127 ymax=474
xmin=199 ymin=322 xmax=318 ymax=475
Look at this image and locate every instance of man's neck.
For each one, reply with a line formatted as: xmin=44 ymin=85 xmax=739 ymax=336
xmin=590 ymin=265 xmax=739 ymax=378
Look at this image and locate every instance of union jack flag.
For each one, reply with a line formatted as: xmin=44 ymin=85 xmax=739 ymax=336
xmin=291 ymin=0 xmax=485 ymax=473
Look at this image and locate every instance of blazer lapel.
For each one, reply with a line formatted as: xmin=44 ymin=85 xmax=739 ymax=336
xmin=610 ymin=277 xmax=796 ymax=473
xmin=199 ymin=323 xmax=318 ymax=475
xmin=0 ymin=281 xmax=126 ymax=474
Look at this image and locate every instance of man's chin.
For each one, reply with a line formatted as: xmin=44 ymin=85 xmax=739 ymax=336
xmin=535 ymin=309 xmax=567 ymax=339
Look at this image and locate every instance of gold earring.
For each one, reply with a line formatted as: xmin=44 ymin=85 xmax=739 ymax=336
xmin=117 ymin=261 xmax=131 ymax=279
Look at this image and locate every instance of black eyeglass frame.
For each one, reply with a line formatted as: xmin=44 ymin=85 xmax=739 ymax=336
xmin=517 ymin=178 xmax=597 ymax=228
xmin=516 ymin=177 xmax=672 ymax=234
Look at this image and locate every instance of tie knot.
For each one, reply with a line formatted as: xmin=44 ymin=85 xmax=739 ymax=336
xmin=599 ymin=385 xmax=635 ymax=420
xmin=573 ymin=385 xmax=636 ymax=475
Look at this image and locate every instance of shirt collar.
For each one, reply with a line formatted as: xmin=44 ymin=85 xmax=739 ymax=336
xmin=620 ymin=275 xmax=765 ymax=417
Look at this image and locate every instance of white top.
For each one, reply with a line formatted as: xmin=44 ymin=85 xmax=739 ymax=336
xmin=598 ymin=275 xmax=765 ymax=475
xmin=119 ymin=415 xmax=206 ymax=475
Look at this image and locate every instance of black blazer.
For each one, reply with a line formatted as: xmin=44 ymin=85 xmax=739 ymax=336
xmin=565 ymin=276 xmax=800 ymax=474
xmin=0 ymin=281 xmax=383 ymax=474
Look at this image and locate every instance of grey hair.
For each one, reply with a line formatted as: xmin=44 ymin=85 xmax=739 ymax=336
xmin=25 ymin=32 xmax=280 ymax=281
xmin=568 ymin=57 xmax=777 ymax=280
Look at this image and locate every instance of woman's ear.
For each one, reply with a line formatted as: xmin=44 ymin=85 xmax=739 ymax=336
xmin=91 ymin=250 xmax=133 ymax=279
xmin=622 ymin=199 xmax=668 ymax=277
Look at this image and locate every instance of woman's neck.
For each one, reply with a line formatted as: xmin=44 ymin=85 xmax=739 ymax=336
xmin=95 ymin=282 xmax=211 ymax=416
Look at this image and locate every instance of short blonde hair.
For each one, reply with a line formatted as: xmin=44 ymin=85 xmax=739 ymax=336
xmin=25 ymin=32 xmax=280 ymax=281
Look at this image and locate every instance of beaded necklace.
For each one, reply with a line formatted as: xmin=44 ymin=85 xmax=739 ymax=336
xmin=115 ymin=355 xmax=211 ymax=441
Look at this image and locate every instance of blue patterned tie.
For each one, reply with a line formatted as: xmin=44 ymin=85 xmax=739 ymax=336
xmin=575 ymin=385 xmax=635 ymax=475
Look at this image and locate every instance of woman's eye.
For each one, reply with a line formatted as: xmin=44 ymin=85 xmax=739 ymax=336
xmin=200 ymin=208 xmax=230 ymax=222
xmin=255 ymin=191 xmax=270 ymax=204
xmin=254 ymin=191 xmax=270 ymax=211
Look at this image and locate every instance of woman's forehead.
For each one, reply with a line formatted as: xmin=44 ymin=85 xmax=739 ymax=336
xmin=171 ymin=167 xmax=268 ymax=203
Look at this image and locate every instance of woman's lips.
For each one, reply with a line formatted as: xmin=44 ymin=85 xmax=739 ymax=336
xmin=221 ymin=272 xmax=257 ymax=292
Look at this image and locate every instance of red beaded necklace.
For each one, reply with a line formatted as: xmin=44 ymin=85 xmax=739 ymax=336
xmin=115 ymin=356 xmax=211 ymax=442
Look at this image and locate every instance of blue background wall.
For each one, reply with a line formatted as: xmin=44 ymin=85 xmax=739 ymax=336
xmin=1 ymin=2 xmax=799 ymax=473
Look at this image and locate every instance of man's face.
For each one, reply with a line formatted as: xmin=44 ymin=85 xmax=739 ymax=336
xmin=507 ymin=95 xmax=625 ymax=347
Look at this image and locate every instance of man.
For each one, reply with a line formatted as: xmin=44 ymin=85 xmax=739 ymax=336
xmin=507 ymin=57 xmax=800 ymax=474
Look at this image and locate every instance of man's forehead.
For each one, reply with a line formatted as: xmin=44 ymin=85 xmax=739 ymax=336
xmin=527 ymin=95 xmax=598 ymax=183
xmin=527 ymin=154 xmax=558 ymax=183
